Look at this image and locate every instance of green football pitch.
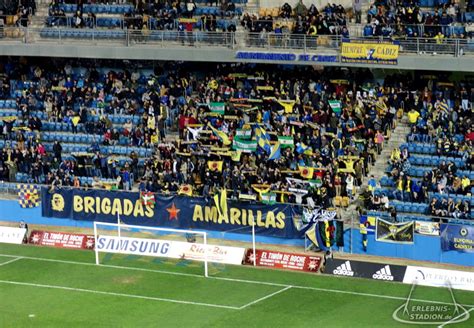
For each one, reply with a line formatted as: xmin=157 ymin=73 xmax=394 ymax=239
xmin=0 ymin=243 xmax=472 ymax=327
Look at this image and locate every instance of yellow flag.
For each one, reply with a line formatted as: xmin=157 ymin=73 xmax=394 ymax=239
xmin=299 ymin=166 xmax=314 ymax=179
xmin=231 ymin=151 xmax=241 ymax=162
xmin=252 ymin=184 xmax=271 ymax=199
xmin=178 ymin=185 xmax=193 ymax=196
xmin=208 ymin=123 xmax=231 ymax=146
xmin=208 ymin=161 xmax=223 ymax=172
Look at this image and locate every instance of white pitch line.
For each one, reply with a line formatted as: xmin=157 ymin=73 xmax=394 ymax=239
xmin=239 ymin=286 xmax=292 ymax=309
xmin=0 ymin=253 xmax=473 ymax=308
xmin=437 ymin=307 xmax=474 ymax=327
xmin=0 ymin=257 xmax=22 ymax=267
xmin=0 ymin=280 xmax=240 ymax=310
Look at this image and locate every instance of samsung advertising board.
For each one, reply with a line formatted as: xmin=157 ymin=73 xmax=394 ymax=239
xmin=96 ymin=235 xmax=245 ymax=265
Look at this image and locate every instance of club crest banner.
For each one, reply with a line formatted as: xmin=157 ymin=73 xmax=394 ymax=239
xmin=375 ymin=218 xmax=414 ymax=244
xmin=440 ymin=224 xmax=474 ymax=253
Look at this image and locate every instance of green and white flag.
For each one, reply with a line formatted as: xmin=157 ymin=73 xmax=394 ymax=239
xmin=261 ymin=192 xmax=277 ymax=205
xmin=328 ymin=100 xmax=341 ymax=113
xmin=278 ymin=136 xmax=294 ymax=149
xmin=236 ymin=129 xmax=252 ymax=139
xmin=232 ymin=138 xmax=257 ymax=153
xmin=210 ymin=102 xmax=225 ymax=115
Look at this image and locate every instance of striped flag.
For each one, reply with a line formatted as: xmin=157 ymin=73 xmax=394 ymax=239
xmin=232 ymin=138 xmax=257 ymax=153
xmin=278 ymin=136 xmax=294 ymax=149
xmin=209 ymin=102 xmax=225 ymax=115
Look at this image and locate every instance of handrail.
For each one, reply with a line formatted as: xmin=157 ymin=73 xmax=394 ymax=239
xmin=1 ymin=27 xmax=473 ymax=57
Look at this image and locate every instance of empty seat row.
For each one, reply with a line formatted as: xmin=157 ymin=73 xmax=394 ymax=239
xmin=0 ymin=100 xmax=17 ymax=108
xmin=42 ymin=132 xmax=105 ymax=144
xmin=409 ymin=133 xmax=464 ymax=143
xmin=408 ymin=155 xmax=465 ymax=168
xmin=40 ymin=29 xmax=126 ymax=40
xmin=401 ymin=142 xmax=464 ymax=157
xmin=59 ymin=4 xmax=134 ymax=14
xmin=407 ymin=167 xmax=474 ymax=179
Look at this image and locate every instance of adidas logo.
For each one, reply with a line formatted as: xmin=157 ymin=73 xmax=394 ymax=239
xmin=372 ymin=265 xmax=394 ymax=281
xmin=333 ymin=261 xmax=354 ymax=276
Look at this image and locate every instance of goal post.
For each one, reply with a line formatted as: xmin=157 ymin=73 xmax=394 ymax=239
xmin=93 ymin=221 xmax=209 ymax=277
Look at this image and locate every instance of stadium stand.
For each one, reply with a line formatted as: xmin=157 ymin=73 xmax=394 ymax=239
xmin=0 ymin=58 xmax=407 ymax=207
xmin=363 ymin=82 xmax=473 ymax=222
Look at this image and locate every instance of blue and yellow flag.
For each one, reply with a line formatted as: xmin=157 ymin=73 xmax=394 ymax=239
xmin=255 ymin=126 xmax=271 ymax=153
xmin=17 ymin=184 xmax=40 ymax=208
xmin=208 ymin=123 xmax=231 ymax=146
xmin=268 ymin=142 xmax=281 ymax=160
xmin=359 ymin=215 xmax=376 ymax=234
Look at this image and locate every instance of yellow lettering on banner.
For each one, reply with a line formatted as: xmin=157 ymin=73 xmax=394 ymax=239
xmin=248 ymin=210 xmax=255 ymax=226
xmin=144 ymin=205 xmax=154 ymax=218
xmin=74 ymin=196 xmax=83 ymax=212
xmin=111 ymin=198 xmax=122 ymax=216
xmin=133 ymin=200 xmax=145 ymax=217
xmin=193 ymin=205 xmax=203 ymax=221
xmin=218 ymin=210 xmax=229 ymax=224
xmin=96 ymin=197 xmax=101 ymax=214
xmin=230 ymin=208 xmax=241 ymax=225
xmin=101 ymin=198 xmax=111 ymax=215
xmin=241 ymin=209 xmax=247 ymax=226
xmin=276 ymin=212 xmax=285 ymax=229
xmin=265 ymin=211 xmax=276 ymax=228
xmin=205 ymin=206 xmax=218 ymax=223
xmin=123 ymin=199 xmax=134 ymax=216
xmin=256 ymin=211 xmax=265 ymax=227
xmin=84 ymin=197 xmax=95 ymax=213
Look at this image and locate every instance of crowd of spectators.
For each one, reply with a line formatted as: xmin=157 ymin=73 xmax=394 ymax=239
xmin=46 ymin=0 xmax=238 ymax=32
xmin=364 ymin=77 xmax=473 ymax=220
xmin=365 ymin=0 xmax=473 ymax=38
xmin=0 ymin=57 xmax=408 ymax=207
xmin=0 ymin=0 xmax=36 ymax=27
xmin=240 ymin=2 xmax=349 ymax=37
xmin=428 ymin=196 xmax=471 ymax=219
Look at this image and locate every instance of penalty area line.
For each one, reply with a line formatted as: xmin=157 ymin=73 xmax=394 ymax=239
xmin=0 ymin=280 xmax=241 ymax=310
xmin=0 ymin=257 xmax=22 ymax=267
xmin=239 ymin=286 xmax=292 ymax=309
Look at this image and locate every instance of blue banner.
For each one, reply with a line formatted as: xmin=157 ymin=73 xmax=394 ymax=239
xmin=41 ymin=188 xmax=302 ymax=239
xmin=440 ymin=224 xmax=474 ymax=253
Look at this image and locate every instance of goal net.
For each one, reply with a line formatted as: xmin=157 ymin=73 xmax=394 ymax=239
xmin=93 ymin=221 xmax=210 ymax=277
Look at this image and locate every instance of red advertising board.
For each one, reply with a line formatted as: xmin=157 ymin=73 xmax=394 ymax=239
xmin=29 ymin=230 xmax=95 ymax=250
xmin=244 ymin=249 xmax=321 ymax=272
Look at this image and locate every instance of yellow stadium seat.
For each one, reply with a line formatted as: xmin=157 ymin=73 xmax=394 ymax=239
xmin=334 ymin=196 xmax=342 ymax=207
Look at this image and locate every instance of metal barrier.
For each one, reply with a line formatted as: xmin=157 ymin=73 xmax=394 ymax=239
xmin=1 ymin=27 xmax=473 ymax=57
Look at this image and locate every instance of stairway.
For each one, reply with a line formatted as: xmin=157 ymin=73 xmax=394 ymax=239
xmin=338 ymin=116 xmax=412 ymax=223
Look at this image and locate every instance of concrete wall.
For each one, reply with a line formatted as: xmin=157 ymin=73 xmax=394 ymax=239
xmin=0 ymin=42 xmax=473 ymax=72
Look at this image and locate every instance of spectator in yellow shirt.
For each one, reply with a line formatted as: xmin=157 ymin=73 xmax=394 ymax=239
xmin=461 ymin=176 xmax=471 ymax=194
xmin=407 ymin=109 xmax=420 ymax=126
